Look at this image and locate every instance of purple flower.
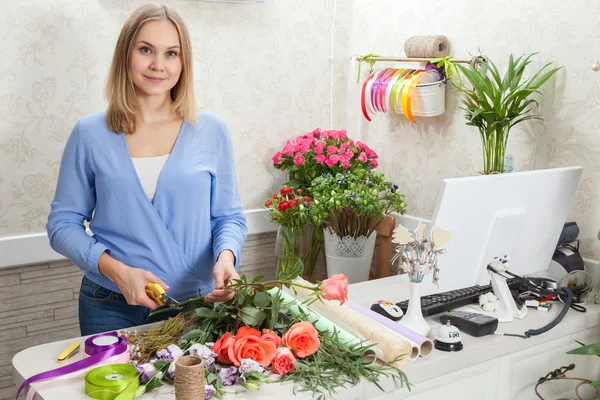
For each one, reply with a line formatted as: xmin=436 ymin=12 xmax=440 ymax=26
xmin=204 ymin=384 xmax=216 ymax=400
xmin=188 ymin=343 xmax=217 ymax=360
xmin=238 ymin=359 xmax=264 ymax=377
xmin=391 ymin=184 xmax=398 ymax=192
xmin=156 ymin=344 xmax=183 ymax=362
xmin=167 ymin=361 xmax=176 ymax=379
xmin=205 ymin=342 xmax=215 ymax=350
xmin=135 ymin=363 xmax=156 ymax=384
xmin=204 ymin=357 xmax=216 ymax=372
xmin=219 ymin=366 xmax=238 ymax=386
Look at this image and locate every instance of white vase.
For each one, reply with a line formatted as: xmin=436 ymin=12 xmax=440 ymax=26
xmin=399 ymin=281 xmax=431 ymax=337
xmin=323 ymin=228 xmax=376 ymax=284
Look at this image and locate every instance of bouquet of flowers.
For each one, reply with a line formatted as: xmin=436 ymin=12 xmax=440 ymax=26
xmin=271 ymin=128 xmax=381 ymax=277
xmin=263 ymin=186 xmax=313 ymax=278
xmin=309 ymin=168 xmax=407 ymax=239
xmin=126 ymin=270 xmax=409 ymax=399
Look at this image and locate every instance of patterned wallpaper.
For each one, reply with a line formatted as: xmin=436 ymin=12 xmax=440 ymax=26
xmin=338 ymin=0 xmax=600 ymax=259
xmin=1 ymin=0 xmax=599 ymax=261
xmin=0 ymin=0 xmax=340 ymax=237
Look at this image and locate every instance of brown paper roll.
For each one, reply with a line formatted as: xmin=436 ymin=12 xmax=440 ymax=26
xmin=174 ymin=355 xmax=205 ymax=400
xmin=404 ymin=35 xmax=450 ymax=58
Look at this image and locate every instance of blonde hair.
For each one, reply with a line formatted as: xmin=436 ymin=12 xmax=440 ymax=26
xmin=105 ymin=3 xmax=196 ymax=134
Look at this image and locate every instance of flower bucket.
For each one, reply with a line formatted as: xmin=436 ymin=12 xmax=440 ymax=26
xmin=323 ymin=228 xmax=376 ymax=284
xmin=404 ymin=80 xmax=446 ymax=117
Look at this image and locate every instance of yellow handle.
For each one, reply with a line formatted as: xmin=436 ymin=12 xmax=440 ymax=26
xmin=145 ymin=282 xmax=165 ymax=306
xmin=57 ymin=341 xmax=80 ymax=362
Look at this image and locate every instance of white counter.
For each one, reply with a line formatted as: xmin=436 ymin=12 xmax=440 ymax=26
xmin=13 ymin=275 xmax=600 ymax=400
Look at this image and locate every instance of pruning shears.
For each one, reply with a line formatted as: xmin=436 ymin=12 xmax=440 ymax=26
xmin=145 ymin=282 xmax=183 ymax=310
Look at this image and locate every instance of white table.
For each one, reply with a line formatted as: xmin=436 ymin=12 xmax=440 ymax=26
xmin=13 ymin=275 xmax=600 ymax=400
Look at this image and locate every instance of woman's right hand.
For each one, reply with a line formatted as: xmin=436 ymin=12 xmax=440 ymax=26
xmin=98 ymin=252 xmax=169 ymax=310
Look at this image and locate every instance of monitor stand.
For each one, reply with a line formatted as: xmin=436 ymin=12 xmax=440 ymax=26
xmin=489 ymin=270 xmax=528 ymax=323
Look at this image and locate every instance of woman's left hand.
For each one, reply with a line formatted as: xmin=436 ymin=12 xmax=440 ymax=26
xmin=205 ymin=250 xmax=239 ymax=303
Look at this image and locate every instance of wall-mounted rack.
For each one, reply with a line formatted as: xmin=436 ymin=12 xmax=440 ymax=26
xmin=352 ymin=55 xmax=482 ymax=64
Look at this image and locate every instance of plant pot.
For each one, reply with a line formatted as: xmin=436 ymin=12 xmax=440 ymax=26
xmin=399 ymin=281 xmax=431 ymax=336
xmin=323 ymin=228 xmax=376 ymax=284
xmin=275 ymin=225 xmax=307 ymax=279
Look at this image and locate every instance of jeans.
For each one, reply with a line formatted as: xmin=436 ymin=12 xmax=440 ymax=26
xmin=78 ymin=276 xmax=180 ymax=336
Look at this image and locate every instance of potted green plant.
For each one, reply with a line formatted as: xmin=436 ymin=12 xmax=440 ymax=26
xmin=452 ymin=53 xmax=562 ymax=174
xmin=309 ymin=168 xmax=407 ymax=284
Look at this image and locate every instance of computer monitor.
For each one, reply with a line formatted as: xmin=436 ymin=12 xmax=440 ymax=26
xmin=420 ymin=166 xmax=583 ymax=321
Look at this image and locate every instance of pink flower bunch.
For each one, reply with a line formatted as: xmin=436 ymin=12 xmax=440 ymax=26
xmin=272 ymin=129 xmax=379 ymax=182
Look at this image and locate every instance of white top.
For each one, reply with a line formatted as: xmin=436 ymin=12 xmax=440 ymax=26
xmin=131 ymin=154 xmax=169 ymax=200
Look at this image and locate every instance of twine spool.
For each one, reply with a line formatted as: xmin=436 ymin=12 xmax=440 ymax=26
xmin=174 ymin=355 xmax=205 ymax=400
xmin=404 ymin=35 xmax=450 ymax=58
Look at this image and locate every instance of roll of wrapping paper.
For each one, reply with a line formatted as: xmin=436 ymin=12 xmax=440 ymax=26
xmin=404 ymin=35 xmax=450 ymax=58
xmin=84 ymin=364 xmax=140 ymax=400
xmin=270 ymin=288 xmax=381 ymax=362
xmin=346 ymin=300 xmax=433 ymax=357
xmin=291 ymin=278 xmax=414 ymax=367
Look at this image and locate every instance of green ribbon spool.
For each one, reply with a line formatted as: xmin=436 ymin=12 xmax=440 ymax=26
xmin=84 ymin=364 xmax=140 ymax=400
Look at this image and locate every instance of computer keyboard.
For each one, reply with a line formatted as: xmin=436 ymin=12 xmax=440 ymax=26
xmin=396 ymin=278 xmax=521 ymax=317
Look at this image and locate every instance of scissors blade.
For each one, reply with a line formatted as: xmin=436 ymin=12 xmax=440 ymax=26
xmin=163 ymin=294 xmax=183 ymax=310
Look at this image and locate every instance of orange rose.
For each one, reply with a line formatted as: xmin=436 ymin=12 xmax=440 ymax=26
xmin=282 ymin=321 xmax=320 ymax=358
xmin=213 ymin=332 xmax=236 ymax=364
xmin=260 ymin=329 xmax=282 ymax=348
xmin=237 ymin=326 xmax=261 ymax=338
xmin=321 ymin=274 xmax=348 ymax=305
xmin=228 ymin=334 xmax=277 ymax=367
xmin=271 ymin=347 xmax=296 ymax=375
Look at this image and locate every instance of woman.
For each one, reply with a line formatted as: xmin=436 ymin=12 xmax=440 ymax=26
xmin=46 ymin=4 xmax=247 ymax=336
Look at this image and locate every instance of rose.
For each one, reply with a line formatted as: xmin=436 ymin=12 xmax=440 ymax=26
xmin=282 ymin=321 xmax=320 ymax=358
xmin=271 ymin=347 xmax=296 ymax=375
xmin=321 ymin=274 xmax=348 ymax=305
xmin=228 ymin=328 xmax=277 ymax=367
xmin=294 ymin=155 xmax=305 ymax=165
xmin=260 ymin=329 xmax=282 ymax=348
xmin=214 ymin=332 xmax=236 ymax=364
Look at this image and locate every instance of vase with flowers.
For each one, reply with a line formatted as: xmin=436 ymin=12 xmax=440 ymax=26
xmin=309 ymin=168 xmax=407 ymax=283
xmin=271 ymin=128 xmax=380 ymax=278
xmin=264 ymin=186 xmax=312 ymax=279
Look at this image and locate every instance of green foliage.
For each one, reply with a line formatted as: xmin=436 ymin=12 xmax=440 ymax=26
xmin=452 ymin=53 xmax=562 ymax=174
xmin=309 ymin=169 xmax=406 ymax=238
xmin=567 ymin=340 xmax=600 ymax=387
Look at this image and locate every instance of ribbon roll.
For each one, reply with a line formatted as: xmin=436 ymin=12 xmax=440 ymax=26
xmin=16 ymin=332 xmax=128 ymax=399
xmin=84 ymin=364 xmax=140 ymax=400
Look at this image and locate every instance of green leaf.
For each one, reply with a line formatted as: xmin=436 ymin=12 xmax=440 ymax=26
xmin=237 ymin=293 xmax=246 ymax=305
xmin=567 ymin=343 xmax=600 ymax=355
xmin=182 ymin=329 xmax=204 ymax=341
xmin=254 ymin=291 xmax=270 ymax=308
xmin=288 ymin=259 xmax=304 ymax=280
xmin=592 ymin=379 xmax=600 ymax=387
xmin=288 ymin=179 xmax=301 ymax=188
xmin=196 ymin=307 xmax=220 ymax=318
xmin=239 ymin=307 xmax=266 ymax=327
xmin=252 ymin=274 xmax=264 ymax=283
xmin=153 ymin=360 xmax=167 ymax=369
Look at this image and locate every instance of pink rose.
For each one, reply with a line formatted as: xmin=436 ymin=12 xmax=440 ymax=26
xmin=328 ymin=155 xmax=339 ymax=164
xmin=327 ymin=146 xmax=338 ymax=155
xmin=371 ymin=159 xmax=379 ymax=167
xmin=339 ymin=130 xmax=347 ymax=138
xmin=294 ymin=155 xmax=305 ymax=166
xmin=325 ymin=158 xmax=336 ymax=167
xmin=311 ymin=128 xmax=322 ymax=137
xmin=358 ymin=152 xmax=367 ymax=163
xmin=261 ymin=329 xmax=282 ymax=348
xmin=341 ymin=161 xmax=351 ymax=169
xmin=315 ymin=155 xmax=327 ymax=163
xmin=344 ymin=151 xmax=353 ymax=160
xmin=328 ymin=130 xmax=339 ymax=139
xmin=272 ymin=152 xmax=283 ymax=165
xmin=321 ymin=274 xmax=348 ymax=305
xmin=271 ymin=347 xmax=296 ymax=375
xmin=283 ymin=144 xmax=294 ymax=156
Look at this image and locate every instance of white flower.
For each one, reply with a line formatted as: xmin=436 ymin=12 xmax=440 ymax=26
xmin=188 ymin=343 xmax=217 ymax=360
xmin=167 ymin=361 xmax=176 ymax=379
xmin=135 ymin=363 xmax=156 ymax=383
xmin=156 ymin=344 xmax=183 ymax=362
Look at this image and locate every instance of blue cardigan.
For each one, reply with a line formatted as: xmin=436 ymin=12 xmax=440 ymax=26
xmin=46 ymin=112 xmax=248 ymax=301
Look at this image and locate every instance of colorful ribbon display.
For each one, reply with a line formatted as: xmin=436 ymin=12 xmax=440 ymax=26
xmin=16 ymin=331 xmax=128 ymax=399
xmin=359 ymin=67 xmax=443 ymax=124
xmin=84 ymin=364 xmax=140 ymax=400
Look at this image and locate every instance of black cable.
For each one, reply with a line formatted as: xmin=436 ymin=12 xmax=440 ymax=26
xmin=524 ymin=287 xmax=573 ymax=338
